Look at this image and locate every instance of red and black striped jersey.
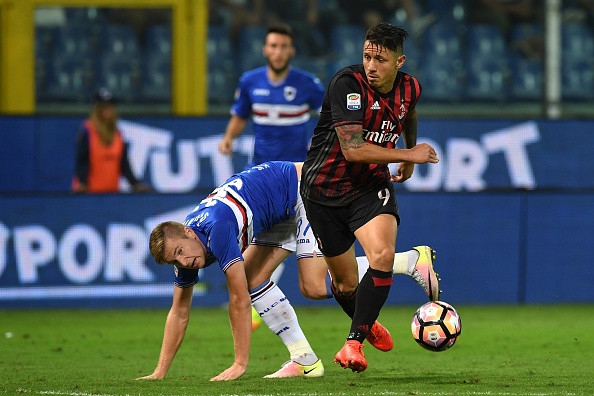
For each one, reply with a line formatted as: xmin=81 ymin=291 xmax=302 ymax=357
xmin=301 ymin=64 xmax=422 ymax=205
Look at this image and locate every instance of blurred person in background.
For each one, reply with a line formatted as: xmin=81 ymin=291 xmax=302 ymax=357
xmin=218 ymin=24 xmax=325 ymax=168
xmin=72 ymin=88 xmax=152 ymax=193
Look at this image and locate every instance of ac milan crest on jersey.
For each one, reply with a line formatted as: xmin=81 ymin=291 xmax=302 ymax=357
xmin=398 ymin=102 xmax=406 ymax=119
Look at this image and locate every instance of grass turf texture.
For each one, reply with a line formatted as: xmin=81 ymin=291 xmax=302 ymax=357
xmin=1 ymin=305 xmax=592 ymax=396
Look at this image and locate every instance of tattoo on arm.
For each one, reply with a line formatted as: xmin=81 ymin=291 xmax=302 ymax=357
xmin=402 ymin=108 xmax=418 ymax=149
xmin=336 ymin=124 xmax=365 ymax=150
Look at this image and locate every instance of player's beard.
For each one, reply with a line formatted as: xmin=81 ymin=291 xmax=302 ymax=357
xmin=266 ymin=57 xmax=291 ymax=77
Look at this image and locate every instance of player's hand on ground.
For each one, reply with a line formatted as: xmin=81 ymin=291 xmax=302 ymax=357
xmin=391 ymin=162 xmax=415 ymax=183
xmin=409 ymin=143 xmax=439 ymax=164
xmin=218 ymin=137 xmax=234 ymax=156
xmin=210 ymin=363 xmax=246 ymax=381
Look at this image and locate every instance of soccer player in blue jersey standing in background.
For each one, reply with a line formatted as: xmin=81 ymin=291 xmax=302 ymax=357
xmin=218 ymin=24 xmax=325 ymax=166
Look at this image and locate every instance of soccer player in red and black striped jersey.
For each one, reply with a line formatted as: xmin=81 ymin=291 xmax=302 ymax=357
xmin=301 ymin=22 xmax=440 ymax=373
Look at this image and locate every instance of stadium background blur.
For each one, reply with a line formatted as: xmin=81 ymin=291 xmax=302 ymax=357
xmin=0 ymin=0 xmax=593 ymax=310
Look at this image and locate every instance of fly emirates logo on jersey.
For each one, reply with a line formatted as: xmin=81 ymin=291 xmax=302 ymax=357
xmin=364 ymin=120 xmax=400 ymax=145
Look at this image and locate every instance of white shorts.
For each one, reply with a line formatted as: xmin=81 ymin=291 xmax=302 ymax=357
xmin=251 ymin=183 xmax=322 ymax=260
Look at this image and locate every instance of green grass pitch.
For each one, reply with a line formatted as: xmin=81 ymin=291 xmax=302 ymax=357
xmin=1 ymin=305 xmax=592 ymax=395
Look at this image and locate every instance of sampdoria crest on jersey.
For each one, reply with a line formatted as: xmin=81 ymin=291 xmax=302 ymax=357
xmin=284 ymin=86 xmax=297 ymax=101
xmin=174 ymin=266 xmax=179 ymax=277
xmin=346 ymin=93 xmax=361 ymax=110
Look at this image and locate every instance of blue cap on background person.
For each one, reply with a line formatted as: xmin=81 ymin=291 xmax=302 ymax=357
xmin=93 ymin=87 xmax=116 ymax=106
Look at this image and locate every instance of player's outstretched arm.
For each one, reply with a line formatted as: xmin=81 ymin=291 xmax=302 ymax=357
xmin=136 ymin=286 xmax=193 ymax=380
xmin=336 ymin=123 xmax=438 ymax=165
xmin=210 ymin=262 xmax=252 ymax=381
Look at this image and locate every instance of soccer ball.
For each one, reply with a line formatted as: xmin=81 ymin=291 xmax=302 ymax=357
xmin=411 ymin=301 xmax=461 ymax=352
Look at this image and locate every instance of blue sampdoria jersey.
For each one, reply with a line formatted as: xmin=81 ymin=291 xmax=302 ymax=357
xmin=232 ymin=66 xmax=325 ymax=165
xmin=174 ymin=161 xmax=298 ymax=288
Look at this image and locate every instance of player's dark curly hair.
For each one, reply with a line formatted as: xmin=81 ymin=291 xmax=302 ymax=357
xmin=267 ymin=24 xmax=294 ymax=40
xmin=365 ymin=22 xmax=409 ymax=54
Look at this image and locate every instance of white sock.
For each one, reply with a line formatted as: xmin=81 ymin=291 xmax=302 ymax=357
xmin=394 ymin=250 xmax=420 ymax=275
xmin=270 ymin=261 xmax=285 ymax=284
xmin=250 ymin=280 xmax=317 ymax=366
xmin=356 ymin=249 xmax=420 ymax=279
xmin=356 ymin=256 xmax=369 ymax=282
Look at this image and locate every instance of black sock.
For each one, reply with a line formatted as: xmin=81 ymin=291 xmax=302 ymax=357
xmin=331 ymin=281 xmax=356 ymax=318
xmin=347 ymin=268 xmax=393 ymax=343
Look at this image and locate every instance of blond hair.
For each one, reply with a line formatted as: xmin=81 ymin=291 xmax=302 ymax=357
xmin=149 ymin=221 xmax=186 ymax=265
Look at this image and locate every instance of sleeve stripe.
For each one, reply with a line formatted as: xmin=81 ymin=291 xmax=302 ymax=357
xmin=222 ymin=257 xmax=242 ymax=272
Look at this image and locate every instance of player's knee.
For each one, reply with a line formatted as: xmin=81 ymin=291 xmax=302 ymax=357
xmin=299 ymin=281 xmax=326 ymax=300
xmin=367 ymin=248 xmax=396 ymax=272
xmin=332 ymin=277 xmax=358 ymax=296
xmin=299 ymin=284 xmax=319 ymax=300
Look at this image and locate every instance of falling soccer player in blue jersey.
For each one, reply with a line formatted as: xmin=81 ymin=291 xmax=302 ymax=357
xmin=138 ymin=161 xmax=439 ymax=381
xmin=140 ymin=162 xmax=326 ymax=381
